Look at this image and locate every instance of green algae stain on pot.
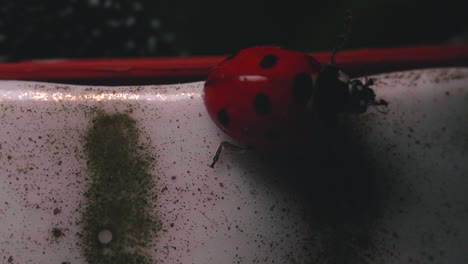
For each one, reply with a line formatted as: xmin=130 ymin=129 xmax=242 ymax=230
xmin=82 ymin=113 xmax=160 ymax=264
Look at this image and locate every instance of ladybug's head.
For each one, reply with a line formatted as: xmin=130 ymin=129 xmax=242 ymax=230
xmin=346 ymin=78 xmax=388 ymax=113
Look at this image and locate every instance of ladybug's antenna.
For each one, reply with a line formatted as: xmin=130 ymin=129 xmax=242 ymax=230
xmin=329 ymin=10 xmax=353 ymax=66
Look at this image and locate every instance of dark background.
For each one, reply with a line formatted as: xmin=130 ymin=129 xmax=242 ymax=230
xmin=1 ymin=0 xmax=467 ymax=62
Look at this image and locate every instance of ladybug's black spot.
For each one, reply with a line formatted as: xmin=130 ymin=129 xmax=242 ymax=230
xmin=292 ymin=72 xmax=314 ymax=105
xmin=260 ymin=55 xmax=278 ymax=69
xmin=253 ymin=93 xmax=272 ymax=115
xmin=217 ymin=109 xmax=230 ymax=127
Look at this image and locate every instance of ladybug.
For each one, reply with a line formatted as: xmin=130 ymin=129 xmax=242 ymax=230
xmin=204 ymin=46 xmax=322 ymax=147
xmin=204 ymin=15 xmax=388 ymax=167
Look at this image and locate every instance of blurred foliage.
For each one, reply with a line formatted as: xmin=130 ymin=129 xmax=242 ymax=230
xmin=0 ymin=0 xmax=467 ymax=61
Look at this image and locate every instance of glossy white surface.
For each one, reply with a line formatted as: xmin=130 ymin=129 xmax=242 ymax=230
xmin=0 ymin=68 xmax=467 ymax=263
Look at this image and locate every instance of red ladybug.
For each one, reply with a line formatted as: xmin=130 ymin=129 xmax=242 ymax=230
xmin=204 ymin=46 xmax=322 ymax=146
xmin=203 ymin=14 xmax=388 ymax=167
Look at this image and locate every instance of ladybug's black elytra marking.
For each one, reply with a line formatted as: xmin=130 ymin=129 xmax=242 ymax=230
xmin=259 ymin=55 xmax=278 ymax=69
xmin=292 ymin=72 xmax=314 ymax=105
xmin=253 ymin=93 xmax=272 ymax=115
xmin=217 ymin=109 xmax=230 ymax=127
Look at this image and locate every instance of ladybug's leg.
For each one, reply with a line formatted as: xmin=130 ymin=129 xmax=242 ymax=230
xmin=209 ymin=142 xmax=249 ymax=168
